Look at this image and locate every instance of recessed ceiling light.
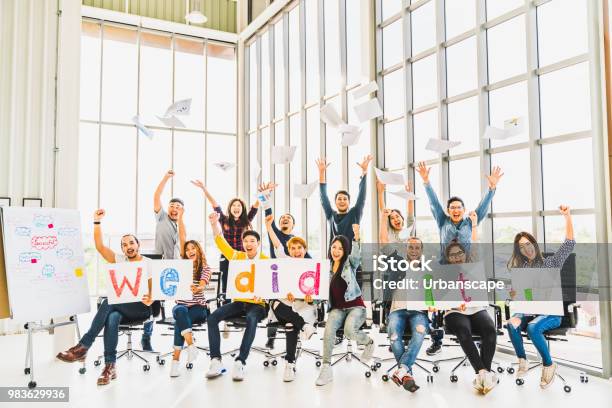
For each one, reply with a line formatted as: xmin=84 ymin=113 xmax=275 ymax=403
xmin=185 ymin=10 xmax=208 ymax=24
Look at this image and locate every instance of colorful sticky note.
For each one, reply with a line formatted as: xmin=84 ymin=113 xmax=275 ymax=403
xmin=31 ymin=259 xmax=37 ymax=264
xmin=75 ymin=268 xmax=83 ymax=278
xmin=48 ymin=224 xmax=54 ymax=229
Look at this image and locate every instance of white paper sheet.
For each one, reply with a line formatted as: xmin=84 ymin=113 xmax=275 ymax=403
xmin=388 ymin=190 xmax=418 ymax=200
xmin=150 ymin=260 xmax=194 ymax=301
xmin=352 ymin=81 xmax=379 ymax=100
xmin=354 ymin=98 xmax=383 ymax=123
xmin=341 ymin=132 xmax=360 ymax=147
xmin=106 ymin=261 xmax=149 ymax=305
xmin=164 ymin=98 xmax=192 ymax=117
xmin=156 ymin=115 xmax=186 ymax=128
xmin=293 ymin=181 xmax=319 ymax=199
xmin=320 ymin=104 xmax=343 ymax=128
xmin=131 ymin=115 xmax=154 ymax=139
xmin=374 ymin=167 xmax=405 ymax=185
xmin=425 ymin=138 xmax=461 ymax=153
xmin=271 ymin=145 xmax=297 ymax=165
xmin=483 ymin=117 xmax=526 ymax=140
xmin=213 ymin=162 xmax=236 ymax=171
xmin=509 ymin=268 xmax=564 ymax=316
xmin=251 ymin=161 xmax=261 ymax=185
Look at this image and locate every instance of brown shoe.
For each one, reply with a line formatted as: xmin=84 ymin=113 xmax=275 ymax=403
xmin=56 ymin=344 xmax=88 ymax=363
xmin=97 ymin=363 xmax=117 ymax=386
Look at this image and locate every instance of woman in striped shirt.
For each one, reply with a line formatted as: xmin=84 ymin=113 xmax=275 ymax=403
xmin=169 ymin=211 xmax=212 ymax=377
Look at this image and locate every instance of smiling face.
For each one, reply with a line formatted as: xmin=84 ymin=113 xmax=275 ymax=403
xmin=242 ymin=235 xmax=260 ymax=259
xmin=335 ymin=193 xmax=350 ymax=213
xmin=518 ymin=236 xmax=537 ymax=261
xmin=279 ymin=214 xmax=295 ymax=233
xmin=288 ymin=242 xmax=306 ymax=258
xmin=120 ymin=235 xmax=140 ymax=260
xmin=167 ymin=201 xmax=183 ymax=221
xmin=406 ymin=238 xmax=423 ymax=261
xmin=447 ymin=200 xmax=465 ymax=224
xmin=389 ymin=211 xmax=404 ymax=231
xmin=185 ymin=242 xmax=198 ymax=261
xmin=446 ymin=245 xmax=466 ymax=264
xmin=330 ymin=240 xmax=345 ymax=262
xmin=230 ymin=200 xmax=244 ymax=219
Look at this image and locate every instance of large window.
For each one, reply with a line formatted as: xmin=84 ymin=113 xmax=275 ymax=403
xmin=245 ymin=0 xmax=373 ymax=256
xmin=78 ymin=20 xmax=237 ymax=294
xmin=376 ymin=0 xmax=600 ymax=368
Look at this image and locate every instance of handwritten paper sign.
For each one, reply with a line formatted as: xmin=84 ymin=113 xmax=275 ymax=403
xmin=509 ymin=268 xmax=564 ymax=316
xmin=227 ymin=258 xmax=330 ymax=300
xmin=150 ymin=259 xmax=193 ymax=301
xmin=106 ymin=261 xmax=149 ymax=305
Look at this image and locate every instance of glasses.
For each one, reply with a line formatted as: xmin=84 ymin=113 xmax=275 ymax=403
xmin=448 ymin=205 xmax=464 ymax=211
xmin=448 ymin=250 xmax=465 ymax=259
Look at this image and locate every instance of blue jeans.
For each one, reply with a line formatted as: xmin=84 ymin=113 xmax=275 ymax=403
xmin=507 ymin=314 xmax=561 ymax=367
xmin=79 ymin=299 xmax=151 ymax=363
xmin=387 ymin=310 xmax=429 ymax=373
xmin=322 ymin=307 xmax=370 ymax=364
xmin=172 ymin=304 xmax=209 ymax=349
xmin=207 ymin=301 xmax=266 ymax=363
xmin=142 ymin=321 xmax=153 ymax=341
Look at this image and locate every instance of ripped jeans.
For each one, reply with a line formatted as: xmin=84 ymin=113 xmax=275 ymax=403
xmin=387 ymin=310 xmax=429 ymax=373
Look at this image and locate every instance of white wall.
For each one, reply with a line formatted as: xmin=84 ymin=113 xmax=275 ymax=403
xmin=0 ymin=0 xmax=81 ymax=333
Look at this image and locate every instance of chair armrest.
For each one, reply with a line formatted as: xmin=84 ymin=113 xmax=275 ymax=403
xmin=489 ymin=304 xmax=503 ymax=330
xmin=567 ymin=303 xmax=581 ymax=327
xmin=316 ymin=301 xmax=327 ymax=325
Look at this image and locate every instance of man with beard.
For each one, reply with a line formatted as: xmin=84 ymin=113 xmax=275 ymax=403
xmin=56 ymin=209 xmax=154 ymax=386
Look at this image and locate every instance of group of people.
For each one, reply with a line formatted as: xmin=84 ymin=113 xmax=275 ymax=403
xmin=55 ymin=156 xmax=576 ymax=395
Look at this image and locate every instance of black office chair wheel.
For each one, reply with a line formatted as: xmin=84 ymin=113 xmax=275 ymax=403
xmin=516 ymin=378 xmax=524 ymax=386
xmin=186 ymin=363 xmax=193 ymax=370
xmin=564 ymin=385 xmax=571 ymax=393
xmin=365 ymin=371 xmax=371 ymax=378
xmin=370 ymin=365 xmax=377 ymax=371
xmin=28 ymin=381 xmax=36 ymax=389
xmin=315 ymin=361 xmax=322 ymax=367
xmin=497 ymin=366 xmax=504 ymax=374
xmin=427 ymin=375 xmax=434 ymax=383
xmin=79 ymin=367 xmax=86 ymax=374
xmin=450 ymin=375 xmax=458 ymax=383
xmin=375 ymin=362 xmax=382 ymax=368
xmin=159 ymin=359 xmax=166 ymax=366
xmin=24 ymin=368 xmax=30 ymax=375
xmin=263 ymin=361 xmax=270 ymax=367
xmin=432 ymin=365 xmax=440 ymax=373
xmin=143 ymin=364 xmax=150 ymax=371
xmin=271 ymin=359 xmax=278 ymax=366
xmin=382 ymin=374 xmax=389 ymax=382
xmin=93 ymin=360 xmax=101 ymax=367
xmin=580 ymin=373 xmax=589 ymax=383
xmin=507 ymin=367 xmax=515 ymax=374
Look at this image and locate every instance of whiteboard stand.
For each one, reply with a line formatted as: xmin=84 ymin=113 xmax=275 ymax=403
xmin=23 ymin=316 xmax=83 ymax=388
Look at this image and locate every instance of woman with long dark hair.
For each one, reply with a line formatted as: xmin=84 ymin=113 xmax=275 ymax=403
xmin=315 ymin=225 xmax=375 ymax=386
xmin=169 ymin=211 xmax=212 ymax=377
xmin=506 ymin=205 xmax=575 ymax=389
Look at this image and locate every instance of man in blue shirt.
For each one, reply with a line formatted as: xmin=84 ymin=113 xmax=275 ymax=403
xmin=317 ymin=155 xmax=372 ymax=244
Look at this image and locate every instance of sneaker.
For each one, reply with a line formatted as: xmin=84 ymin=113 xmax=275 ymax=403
xmin=516 ymin=358 xmax=529 ymax=378
xmin=391 ymin=366 xmax=419 ymax=392
xmin=283 ymin=362 xmax=296 ymax=382
xmin=140 ymin=338 xmax=153 ymax=352
xmin=300 ymin=323 xmax=316 ymax=341
xmin=232 ymin=360 xmax=246 ymax=381
xmin=360 ymin=339 xmax=375 ymax=363
xmin=472 ymin=372 xmax=485 ymax=393
xmin=170 ymin=360 xmax=181 ymax=378
xmin=205 ymin=358 xmax=225 ymax=379
xmin=482 ymin=371 xmax=499 ymax=395
xmin=186 ymin=344 xmax=199 ymax=364
xmin=426 ymin=342 xmax=442 ymax=356
xmin=315 ymin=363 xmax=333 ymax=386
xmin=540 ymin=363 xmax=557 ymax=389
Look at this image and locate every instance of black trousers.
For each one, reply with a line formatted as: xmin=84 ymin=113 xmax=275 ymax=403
xmin=444 ymin=310 xmax=497 ymax=373
xmin=270 ymin=300 xmax=306 ymax=363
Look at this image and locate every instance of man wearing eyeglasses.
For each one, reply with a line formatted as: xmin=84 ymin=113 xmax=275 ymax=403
xmin=416 ymin=161 xmax=504 ymax=262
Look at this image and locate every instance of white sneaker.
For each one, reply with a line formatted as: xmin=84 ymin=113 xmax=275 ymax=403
xmin=283 ymin=362 xmax=296 ymax=382
xmin=315 ymin=363 xmax=333 ymax=386
xmin=516 ymin=358 xmax=529 ymax=378
xmin=186 ymin=344 xmax=199 ymax=364
xmin=360 ymin=339 xmax=375 ymax=363
xmin=472 ymin=372 xmax=485 ymax=393
xmin=300 ymin=323 xmax=316 ymax=341
xmin=205 ymin=358 xmax=225 ymax=379
xmin=232 ymin=360 xmax=246 ymax=381
xmin=482 ymin=371 xmax=499 ymax=394
xmin=540 ymin=363 xmax=557 ymax=389
xmin=170 ymin=360 xmax=180 ymax=378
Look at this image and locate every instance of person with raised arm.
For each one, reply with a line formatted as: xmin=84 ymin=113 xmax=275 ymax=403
xmin=377 ymin=180 xmax=415 ymax=246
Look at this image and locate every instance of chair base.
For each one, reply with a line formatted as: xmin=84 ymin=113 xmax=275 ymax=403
xmin=507 ymin=360 xmax=575 ymax=393
xmin=94 ymin=330 xmax=159 ymax=372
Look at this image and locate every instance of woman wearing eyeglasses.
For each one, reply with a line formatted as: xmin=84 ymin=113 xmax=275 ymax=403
xmin=506 ymin=205 xmax=575 ymax=389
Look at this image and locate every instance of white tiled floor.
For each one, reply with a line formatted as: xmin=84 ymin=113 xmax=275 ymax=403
xmin=1 ymin=321 xmax=611 ymax=408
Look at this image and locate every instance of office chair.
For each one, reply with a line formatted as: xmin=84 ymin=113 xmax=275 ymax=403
xmin=504 ymin=253 xmax=581 ymax=393
xmin=91 ymin=299 xmax=162 ymax=372
xmin=371 ymin=301 xmax=435 ymax=384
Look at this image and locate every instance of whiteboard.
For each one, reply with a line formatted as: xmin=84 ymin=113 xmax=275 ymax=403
xmin=1 ymin=207 xmax=90 ymax=321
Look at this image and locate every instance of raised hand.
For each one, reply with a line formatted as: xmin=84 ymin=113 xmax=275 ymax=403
xmin=265 ymin=214 xmax=274 ymax=227
xmin=352 ymin=224 xmax=360 ymax=241
xmin=164 ymin=170 xmax=175 ymax=180
xmin=316 ymin=158 xmax=330 ymax=173
xmin=357 ymin=155 xmax=373 ymax=174
xmin=469 ymin=211 xmax=477 ymax=226
xmin=486 ymin=166 xmax=504 ymax=190
xmin=190 ymin=179 xmax=205 ymax=190
xmin=405 ymin=180 xmax=413 ymax=193
xmin=559 ymin=205 xmax=571 ymax=217
xmin=382 ymin=208 xmax=392 ymax=217
xmin=94 ymin=209 xmax=106 ymax=222
xmin=208 ymin=212 xmax=220 ymax=224
xmin=376 ymin=179 xmax=385 ymax=194
xmin=258 ymin=182 xmax=279 ymax=193
xmin=416 ymin=162 xmax=431 ymax=184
